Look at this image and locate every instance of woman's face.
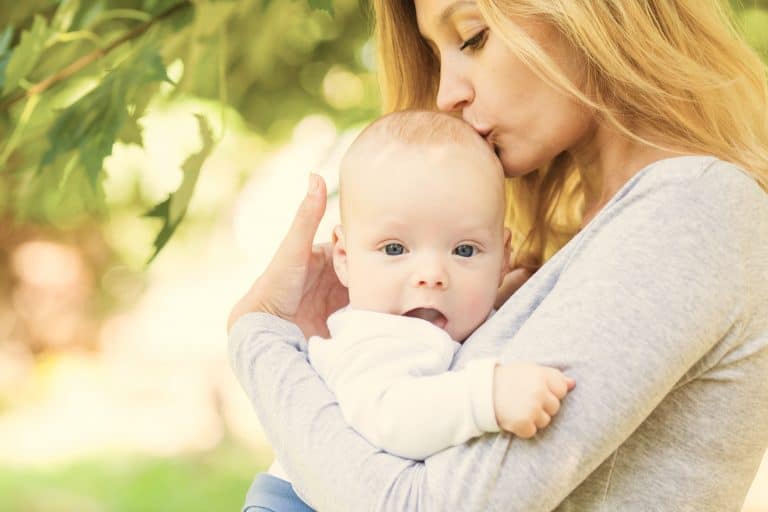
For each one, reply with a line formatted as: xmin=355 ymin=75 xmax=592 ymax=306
xmin=414 ymin=0 xmax=594 ymax=177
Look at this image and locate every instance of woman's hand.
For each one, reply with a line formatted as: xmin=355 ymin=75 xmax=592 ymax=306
xmin=227 ymin=174 xmax=349 ymax=338
xmin=495 ymin=266 xmax=535 ymax=309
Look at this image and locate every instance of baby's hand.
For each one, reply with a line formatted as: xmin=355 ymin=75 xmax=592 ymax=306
xmin=492 ymin=363 xmax=575 ymax=439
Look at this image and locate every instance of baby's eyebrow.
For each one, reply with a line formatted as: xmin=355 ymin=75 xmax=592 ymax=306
xmin=373 ymin=217 xmax=408 ymax=229
xmin=456 ymin=221 xmax=495 ymax=235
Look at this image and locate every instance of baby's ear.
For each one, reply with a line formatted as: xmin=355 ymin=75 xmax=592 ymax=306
xmin=332 ymin=224 xmax=350 ymax=288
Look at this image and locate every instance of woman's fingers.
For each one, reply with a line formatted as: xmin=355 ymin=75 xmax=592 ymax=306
xmin=494 ymin=267 xmax=534 ymax=309
xmin=272 ymin=174 xmax=328 ymax=271
xmin=227 ymin=175 xmax=329 ymax=333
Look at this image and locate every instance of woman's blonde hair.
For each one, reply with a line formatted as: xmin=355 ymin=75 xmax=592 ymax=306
xmin=372 ymin=0 xmax=768 ymax=270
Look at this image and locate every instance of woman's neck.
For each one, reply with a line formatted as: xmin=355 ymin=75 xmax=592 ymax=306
xmin=572 ymin=125 xmax=685 ymax=229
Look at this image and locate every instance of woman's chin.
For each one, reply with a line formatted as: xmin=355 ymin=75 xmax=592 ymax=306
xmin=501 ymin=161 xmax=535 ymax=178
xmin=500 ymin=152 xmax=546 ymax=178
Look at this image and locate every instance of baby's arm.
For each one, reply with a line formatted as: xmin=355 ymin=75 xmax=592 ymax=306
xmin=337 ymin=358 xmax=499 ymax=459
xmin=309 ymin=321 xmax=498 ymax=459
xmin=309 ymin=317 xmax=573 ymax=459
xmin=341 ymin=360 xmax=574 ymax=458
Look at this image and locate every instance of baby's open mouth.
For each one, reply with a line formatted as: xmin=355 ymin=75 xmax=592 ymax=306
xmin=403 ymin=307 xmax=447 ymax=329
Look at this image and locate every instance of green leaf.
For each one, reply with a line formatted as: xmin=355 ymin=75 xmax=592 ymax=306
xmin=118 ymin=114 xmax=144 ymax=146
xmin=143 ymin=197 xmax=174 ymax=259
xmin=119 ymin=87 xmax=156 ymax=148
xmin=169 ymin=114 xmax=214 ymax=224
xmin=145 ymin=114 xmax=215 ymax=263
xmin=40 ymin=46 xmax=170 ymax=188
xmin=143 ymin=0 xmax=183 ymax=15
xmin=16 ymin=149 xmax=107 ymax=225
xmin=52 ymin=0 xmax=82 ymax=33
xmin=308 ymin=0 xmax=334 ymax=16
xmin=3 ymin=15 xmax=53 ymax=94
xmin=193 ymin=1 xmax=238 ymax=37
xmin=0 ymin=26 xmax=14 ymax=91
xmin=0 ymin=26 xmax=12 ymax=53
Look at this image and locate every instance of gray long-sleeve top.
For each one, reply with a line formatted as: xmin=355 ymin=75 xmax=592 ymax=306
xmin=229 ymin=155 xmax=768 ymax=511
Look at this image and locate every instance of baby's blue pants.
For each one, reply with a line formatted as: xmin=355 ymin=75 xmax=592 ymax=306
xmin=243 ymin=473 xmax=315 ymax=512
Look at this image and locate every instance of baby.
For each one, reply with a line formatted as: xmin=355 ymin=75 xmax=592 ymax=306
xmin=249 ymin=111 xmax=574 ymax=510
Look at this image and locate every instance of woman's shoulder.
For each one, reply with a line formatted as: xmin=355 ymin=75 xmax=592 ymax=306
xmin=612 ymin=155 xmax=767 ymax=228
xmin=632 ymin=155 xmax=765 ymax=202
xmin=567 ymin=154 xmax=767 ymax=286
xmin=589 ymin=154 xmax=768 ymax=298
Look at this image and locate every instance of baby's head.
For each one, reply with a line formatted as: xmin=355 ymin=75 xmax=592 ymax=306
xmin=332 ymin=111 xmax=511 ymax=342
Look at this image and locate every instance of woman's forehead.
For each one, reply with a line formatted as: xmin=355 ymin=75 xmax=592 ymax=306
xmin=414 ymin=0 xmax=480 ymax=36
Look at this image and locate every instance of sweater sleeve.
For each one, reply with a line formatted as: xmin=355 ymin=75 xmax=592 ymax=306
xmin=228 ymin=164 xmax=762 ymax=511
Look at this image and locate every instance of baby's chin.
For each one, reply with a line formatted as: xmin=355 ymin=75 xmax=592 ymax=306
xmin=449 ymin=325 xmax=474 ymax=344
xmin=446 ymin=315 xmax=488 ymax=343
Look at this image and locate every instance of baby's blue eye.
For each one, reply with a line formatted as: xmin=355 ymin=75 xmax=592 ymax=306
xmin=454 ymin=244 xmax=475 ymax=257
xmin=383 ymin=243 xmax=405 ymax=256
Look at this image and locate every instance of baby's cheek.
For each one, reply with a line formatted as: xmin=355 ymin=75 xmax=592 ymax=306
xmin=461 ymin=287 xmax=497 ymax=328
xmin=348 ymin=273 xmax=401 ymax=313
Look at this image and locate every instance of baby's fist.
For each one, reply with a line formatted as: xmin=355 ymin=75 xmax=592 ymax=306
xmin=492 ymin=363 xmax=575 ymax=438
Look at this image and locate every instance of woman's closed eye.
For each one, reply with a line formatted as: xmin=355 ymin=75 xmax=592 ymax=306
xmin=459 ymin=29 xmax=488 ymax=52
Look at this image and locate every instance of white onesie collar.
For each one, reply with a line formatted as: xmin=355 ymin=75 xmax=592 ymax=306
xmin=327 ymin=307 xmax=460 ymax=351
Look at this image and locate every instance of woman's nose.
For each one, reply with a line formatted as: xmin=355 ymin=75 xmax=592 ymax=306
xmin=435 ymin=59 xmax=473 ymax=113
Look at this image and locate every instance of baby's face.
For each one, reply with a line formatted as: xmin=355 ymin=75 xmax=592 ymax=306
xmin=334 ymin=142 xmax=509 ymax=342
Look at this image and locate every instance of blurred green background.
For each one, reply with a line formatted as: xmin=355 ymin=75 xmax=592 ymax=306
xmin=0 ymin=1 xmax=767 ymax=511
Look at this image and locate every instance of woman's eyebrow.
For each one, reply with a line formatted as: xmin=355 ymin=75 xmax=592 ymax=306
xmin=438 ymin=0 xmax=476 ymax=25
xmin=420 ymin=0 xmax=476 ymax=41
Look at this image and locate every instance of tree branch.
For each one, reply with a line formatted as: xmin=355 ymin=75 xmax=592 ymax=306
xmin=0 ymin=1 xmax=192 ymax=112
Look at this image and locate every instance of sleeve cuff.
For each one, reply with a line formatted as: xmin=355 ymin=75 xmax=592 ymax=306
xmin=465 ymin=357 xmax=500 ymax=433
xmin=228 ymin=312 xmax=309 ymax=354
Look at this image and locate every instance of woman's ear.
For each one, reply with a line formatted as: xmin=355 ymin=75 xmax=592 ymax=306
xmin=332 ymin=224 xmax=350 ymax=288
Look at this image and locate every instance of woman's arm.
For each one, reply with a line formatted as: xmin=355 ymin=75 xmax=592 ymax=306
xmin=230 ymin=164 xmax=760 ymax=510
xmin=230 ymin=315 xmax=414 ymax=509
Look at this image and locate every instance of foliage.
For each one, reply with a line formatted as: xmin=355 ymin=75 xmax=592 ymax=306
xmin=0 ymin=441 xmax=273 ymax=512
xmin=143 ymin=113 xmax=213 ymax=262
xmin=0 ymin=0 xmax=377 ymax=260
xmin=1 ymin=0 xmax=767 ymax=263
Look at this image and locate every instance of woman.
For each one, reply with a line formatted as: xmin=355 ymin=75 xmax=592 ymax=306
xmin=228 ymin=1 xmax=768 ymax=510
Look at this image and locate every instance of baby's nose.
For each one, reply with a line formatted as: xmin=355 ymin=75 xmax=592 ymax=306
xmin=416 ymin=276 xmax=447 ymax=288
xmin=414 ymin=264 xmax=449 ymax=289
